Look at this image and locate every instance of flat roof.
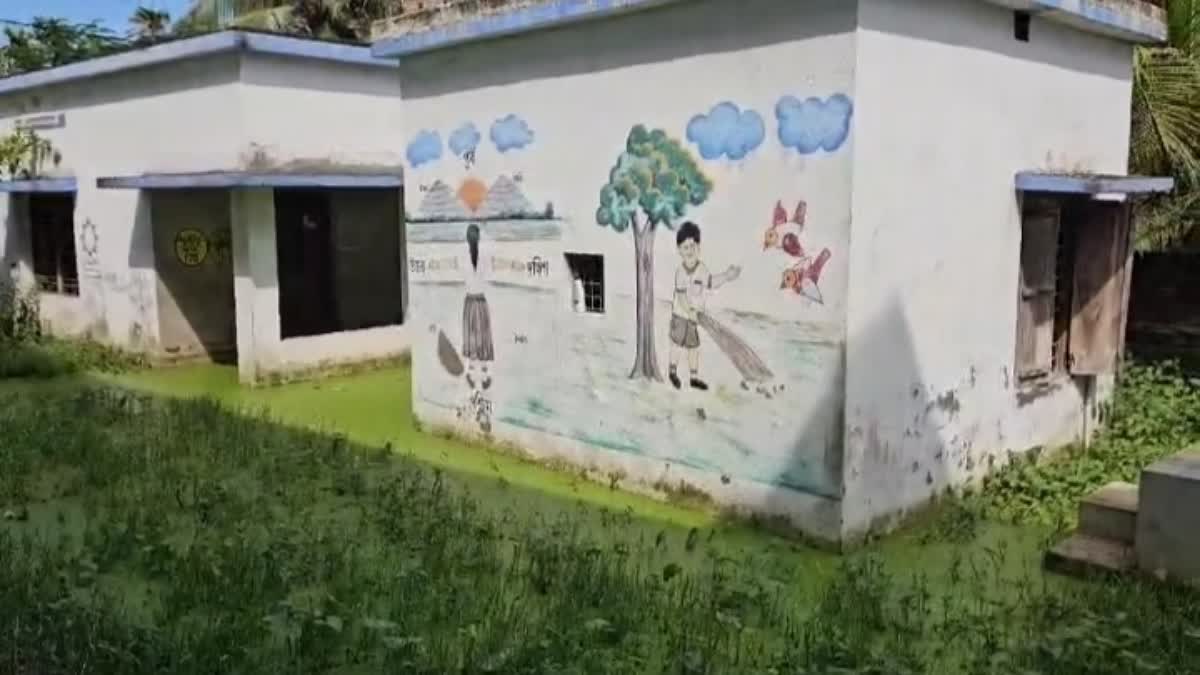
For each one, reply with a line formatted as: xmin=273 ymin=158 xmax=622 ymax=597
xmin=371 ymin=0 xmax=1166 ymax=58
xmin=1016 ymin=171 xmax=1174 ymax=195
xmin=0 ymin=31 xmax=397 ymax=97
xmin=0 ymin=178 xmax=78 ymax=193
xmin=97 ymin=171 xmax=403 ymax=190
xmin=372 ymin=0 xmax=682 ymax=58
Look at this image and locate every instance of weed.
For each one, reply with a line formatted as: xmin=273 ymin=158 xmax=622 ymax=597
xmin=972 ymin=361 xmax=1200 ymax=526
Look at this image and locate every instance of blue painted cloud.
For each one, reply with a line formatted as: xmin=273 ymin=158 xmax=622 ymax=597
xmin=449 ymin=123 xmax=481 ymax=158
xmin=686 ymin=102 xmax=765 ymax=161
xmin=406 ymin=130 xmax=443 ymax=167
xmin=776 ymin=94 xmax=854 ymax=155
xmin=490 ymin=114 xmax=535 ymax=153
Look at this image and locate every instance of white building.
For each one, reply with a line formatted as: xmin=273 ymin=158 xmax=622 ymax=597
xmin=0 ymin=31 xmax=409 ymax=383
xmin=374 ymin=0 xmax=1173 ymax=544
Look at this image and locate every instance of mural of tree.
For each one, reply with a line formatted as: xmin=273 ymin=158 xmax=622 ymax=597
xmin=597 ymin=125 xmax=712 ymax=380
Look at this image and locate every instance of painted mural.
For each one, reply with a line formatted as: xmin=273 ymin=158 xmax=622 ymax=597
xmin=765 ymin=201 xmax=832 ymax=304
xmin=406 ymin=94 xmax=854 ymax=499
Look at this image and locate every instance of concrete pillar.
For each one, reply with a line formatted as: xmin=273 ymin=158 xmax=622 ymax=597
xmin=231 ymin=188 xmax=280 ymax=384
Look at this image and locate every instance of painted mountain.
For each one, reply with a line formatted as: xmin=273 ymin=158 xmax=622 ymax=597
xmin=479 ymin=175 xmax=535 ymax=219
xmin=417 ymin=180 xmax=472 ymax=221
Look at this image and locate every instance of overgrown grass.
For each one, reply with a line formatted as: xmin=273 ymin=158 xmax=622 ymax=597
xmin=1 ymin=385 xmax=1197 ymax=673
xmin=0 ymin=283 xmax=146 ymax=379
xmin=972 ymin=361 xmax=1200 ymax=527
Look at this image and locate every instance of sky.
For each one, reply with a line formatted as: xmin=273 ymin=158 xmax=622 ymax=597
xmin=1 ymin=0 xmax=195 ymax=36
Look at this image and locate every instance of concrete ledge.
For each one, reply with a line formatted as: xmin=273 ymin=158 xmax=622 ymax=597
xmin=0 ymin=30 xmax=394 ymax=98
xmin=0 ymin=178 xmax=78 ymax=193
xmin=1136 ymin=450 xmax=1200 ymax=583
xmin=1079 ymin=481 xmax=1139 ymax=544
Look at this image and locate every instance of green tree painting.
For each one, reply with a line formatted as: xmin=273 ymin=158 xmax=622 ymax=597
xmin=597 ymin=125 xmax=712 ymax=380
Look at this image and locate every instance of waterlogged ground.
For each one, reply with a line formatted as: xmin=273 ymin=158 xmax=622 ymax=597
xmin=4 ymin=367 xmax=1197 ymax=673
xmin=108 ymin=364 xmax=1046 ymax=583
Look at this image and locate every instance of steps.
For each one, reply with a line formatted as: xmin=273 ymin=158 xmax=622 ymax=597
xmin=1078 ymin=481 xmax=1139 ymax=545
xmin=1044 ymin=481 xmax=1138 ymax=576
xmin=1045 ymin=450 xmax=1200 ymax=585
xmin=1045 ymin=533 xmax=1136 ymax=576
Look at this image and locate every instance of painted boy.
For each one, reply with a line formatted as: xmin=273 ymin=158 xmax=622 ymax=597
xmin=669 ymin=221 xmax=741 ymax=390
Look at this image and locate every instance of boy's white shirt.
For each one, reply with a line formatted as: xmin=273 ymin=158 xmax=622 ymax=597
xmin=672 ymin=262 xmax=711 ymax=321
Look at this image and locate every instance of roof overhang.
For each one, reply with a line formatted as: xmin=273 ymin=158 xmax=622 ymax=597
xmin=0 ymin=31 xmax=397 ymax=98
xmin=97 ymin=172 xmax=403 ymax=190
xmin=0 ymin=177 xmax=78 ymax=193
xmin=372 ymin=0 xmax=683 ymax=58
xmin=980 ymin=0 xmax=1168 ymax=44
xmin=1016 ymin=171 xmax=1175 ymax=197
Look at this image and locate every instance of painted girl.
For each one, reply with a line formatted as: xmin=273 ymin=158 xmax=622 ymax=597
xmin=462 ymin=224 xmax=494 ymax=391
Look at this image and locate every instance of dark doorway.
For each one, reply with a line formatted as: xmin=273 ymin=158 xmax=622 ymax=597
xmin=29 ymin=193 xmax=78 ymax=296
xmin=275 ymin=189 xmax=338 ymax=339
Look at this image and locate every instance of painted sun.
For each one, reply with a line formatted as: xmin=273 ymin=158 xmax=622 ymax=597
xmin=458 ymin=178 xmax=488 ymax=213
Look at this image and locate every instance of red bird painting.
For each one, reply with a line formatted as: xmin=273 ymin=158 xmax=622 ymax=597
xmin=763 ymin=200 xmax=806 ymax=251
xmin=763 ymin=199 xmax=830 ymax=304
xmin=779 ymin=249 xmax=832 ymax=304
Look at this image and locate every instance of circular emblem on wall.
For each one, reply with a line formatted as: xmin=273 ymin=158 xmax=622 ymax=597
xmin=174 ymin=229 xmax=209 ymax=267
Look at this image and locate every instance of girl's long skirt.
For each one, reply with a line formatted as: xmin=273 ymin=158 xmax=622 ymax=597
xmin=462 ymin=293 xmax=495 ymax=362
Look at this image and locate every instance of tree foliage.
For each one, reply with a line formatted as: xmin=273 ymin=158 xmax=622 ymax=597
xmin=1132 ymin=0 xmax=1200 ymax=249
xmin=130 ymin=7 xmax=173 ymax=42
xmin=596 ymin=125 xmax=712 ymax=233
xmin=0 ymin=19 xmax=124 ymax=77
xmin=0 ymin=130 xmax=61 ymax=181
xmin=177 ymin=0 xmax=386 ymax=40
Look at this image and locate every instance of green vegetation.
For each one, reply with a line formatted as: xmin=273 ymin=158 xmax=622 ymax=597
xmin=1133 ymin=1 xmax=1200 ymax=249
xmin=972 ymin=361 xmax=1200 ymax=527
xmin=1 ymin=381 xmax=1197 ymax=674
xmin=0 ymin=287 xmax=146 ymax=380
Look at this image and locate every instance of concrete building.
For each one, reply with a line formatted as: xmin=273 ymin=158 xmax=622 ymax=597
xmin=0 ymin=31 xmax=409 ymax=383
xmin=374 ymin=0 xmax=1173 ymax=544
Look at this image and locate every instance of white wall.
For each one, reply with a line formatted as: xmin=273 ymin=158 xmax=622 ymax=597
xmin=842 ymin=0 xmax=1134 ymax=538
xmin=238 ymin=53 xmax=404 ymax=170
xmin=402 ymin=0 xmax=857 ymax=541
xmin=0 ymin=47 xmax=406 ymax=362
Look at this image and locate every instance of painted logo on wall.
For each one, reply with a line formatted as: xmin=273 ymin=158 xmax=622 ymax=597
xmin=174 ymin=229 xmax=209 ymax=267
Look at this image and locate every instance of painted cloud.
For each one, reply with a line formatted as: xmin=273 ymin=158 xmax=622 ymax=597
xmin=490 ymin=114 xmax=535 ymax=153
xmin=686 ymin=102 xmax=765 ymax=161
xmin=406 ymin=130 xmax=443 ymax=167
xmin=449 ymin=123 xmax=481 ymax=159
xmin=776 ymin=94 xmax=854 ymax=155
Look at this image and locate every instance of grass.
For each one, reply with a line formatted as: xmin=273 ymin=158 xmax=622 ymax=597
xmin=0 ymin=362 xmax=1194 ymax=672
xmin=0 ymin=338 xmax=147 ymax=379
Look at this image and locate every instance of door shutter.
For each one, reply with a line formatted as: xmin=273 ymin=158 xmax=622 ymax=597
xmin=1016 ymin=198 xmax=1061 ymax=377
xmin=1069 ymin=201 xmax=1132 ymax=375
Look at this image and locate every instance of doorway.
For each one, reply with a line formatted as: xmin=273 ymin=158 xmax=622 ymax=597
xmin=275 ymin=189 xmax=338 ymax=339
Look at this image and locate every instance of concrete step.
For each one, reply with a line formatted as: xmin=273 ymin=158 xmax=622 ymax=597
xmin=1045 ymin=533 xmax=1136 ymax=577
xmin=1078 ymin=481 xmax=1139 ymax=545
xmin=1137 ymin=450 xmax=1200 ymax=584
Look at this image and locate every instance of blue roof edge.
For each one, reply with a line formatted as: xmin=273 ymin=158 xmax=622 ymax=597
xmin=96 ymin=172 xmax=404 ymax=189
xmin=371 ymin=0 xmax=683 ymax=58
xmin=1016 ymin=171 xmax=1175 ymax=195
xmin=0 ymin=31 xmax=397 ymax=98
xmin=983 ymin=0 xmax=1168 ymax=44
xmin=0 ymin=177 xmax=78 ymax=193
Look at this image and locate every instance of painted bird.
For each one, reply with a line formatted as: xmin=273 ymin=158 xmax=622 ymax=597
xmin=763 ymin=200 xmax=807 ymax=250
xmin=780 ymin=249 xmax=832 ymax=304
